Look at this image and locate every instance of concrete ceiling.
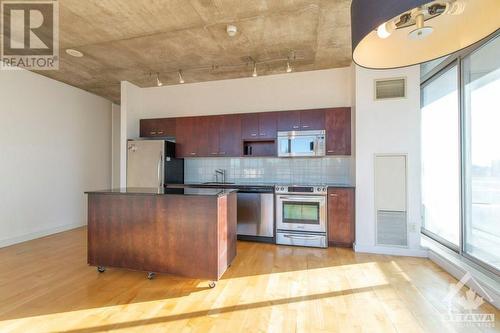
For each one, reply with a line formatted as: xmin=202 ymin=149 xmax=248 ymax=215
xmin=31 ymin=0 xmax=353 ymax=103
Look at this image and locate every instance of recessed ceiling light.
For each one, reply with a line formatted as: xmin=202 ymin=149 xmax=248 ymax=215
xmin=66 ymin=49 xmax=84 ymax=57
xmin=226 ymin=24 xmax=238 ymax=37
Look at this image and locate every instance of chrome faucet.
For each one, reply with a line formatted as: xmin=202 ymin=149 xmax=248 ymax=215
xmin=215 ymin=169 xmax=226 ymax=183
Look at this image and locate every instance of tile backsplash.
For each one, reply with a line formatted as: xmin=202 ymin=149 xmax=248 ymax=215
xmin=184 ymin=157 xmax=354 ymax=185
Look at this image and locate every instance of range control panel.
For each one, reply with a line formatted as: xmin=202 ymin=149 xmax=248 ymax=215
xmin=274 ymin=185 xmax=327 ymax=194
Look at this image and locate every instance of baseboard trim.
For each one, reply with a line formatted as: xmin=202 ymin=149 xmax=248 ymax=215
xmin=0 ymin=222 xmax=85 ymax=248
xmin=354 ymin=243 xmax=429 ymax=257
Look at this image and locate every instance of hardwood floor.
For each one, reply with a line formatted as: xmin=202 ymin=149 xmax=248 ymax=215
xmin=0 ymin=227 xmax=498 ymax=333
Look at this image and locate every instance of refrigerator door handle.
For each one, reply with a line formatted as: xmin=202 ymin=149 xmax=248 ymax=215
xmin=157 ymin=153 xmax=163 ymax=188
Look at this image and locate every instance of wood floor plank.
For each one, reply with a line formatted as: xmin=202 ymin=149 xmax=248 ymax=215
xmin=0 ymin=227 xmax=498 ymax=333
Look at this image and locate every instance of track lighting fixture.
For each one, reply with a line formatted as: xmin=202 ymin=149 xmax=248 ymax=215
xmin=252 ymin=62 xmax=258 ymax=77
xmin=156 ymin=72 xmax=162 ymax=87
xmin=178 ymin=70 xmax=185 ymax=84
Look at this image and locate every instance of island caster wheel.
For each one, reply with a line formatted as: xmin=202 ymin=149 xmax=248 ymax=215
xmin=147 ymin=272 xmax=156 ymax=280
xmin=209 ymin=281 xmax=216 ymax=288
xmin=97 ymin=266 xmax=105 ymax=273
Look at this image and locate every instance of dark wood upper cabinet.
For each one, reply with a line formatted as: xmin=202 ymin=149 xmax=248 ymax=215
xmin=327 ymin=187 xmax=355 ymax=248
xmin=241 ymin=113 xmax=260 ymax=139
xmin=325 ymin=107 xmax=351 ymax=155
xmin=176 ymin=117 xmax=208 ymax=157
xmin=175 ymin=117 xmax=196 ymax=157
xmin=144 ymin=106 xmax=350 ymax=158
xmin=277 ymin=109 xmax=325 ymax=132
xmin=219 ymin=114 xmax=241 ymax=157
xmin=277 ymin=111 xmax=301 ymax=131
xmin=258 ymin=112 xmax=277 ymax=139
xmin=299 ymin=109 xmax=325 ymax=131
xmin=195 ymin=117 xmax=209 ymax=157
xmin=241 ymin=112 xmax=277 ymax=140
xmin=140 ymin=118 xmax=176 ymax=137
xmin=206 ymin=116 xmax=221 ymax=157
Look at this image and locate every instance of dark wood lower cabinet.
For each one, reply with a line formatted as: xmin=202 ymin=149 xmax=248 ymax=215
xmin=327 ymin=187 xmax=355 ymax=247
xmin=87 ymin=192 xmax=237 ymax=281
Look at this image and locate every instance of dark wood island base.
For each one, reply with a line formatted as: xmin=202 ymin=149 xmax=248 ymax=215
xmin=86 ymin=187 xmax=237 ymax=286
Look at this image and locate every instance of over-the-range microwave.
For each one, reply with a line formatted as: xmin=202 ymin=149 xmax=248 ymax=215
xmin=277 ymin=130 xmax=326 ymax=157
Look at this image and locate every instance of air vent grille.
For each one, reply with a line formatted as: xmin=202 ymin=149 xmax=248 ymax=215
xmin=376 ymin=210 xmax=408 ymax=246
xmin=375 ymin=78 xmax=406 ymax=100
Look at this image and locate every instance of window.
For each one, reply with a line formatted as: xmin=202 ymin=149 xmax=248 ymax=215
xmin=421 ymin=33 xmax=500 ymax=275
xmin=421 ymin=65 xmax=461 ymax=247
xmin=463 ymin=35 xmax=500 ymax=271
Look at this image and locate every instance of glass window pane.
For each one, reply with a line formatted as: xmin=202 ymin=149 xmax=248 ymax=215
xmin=421 ymin=65 xmax=461 ymax=246
xmin=463 ymin=35 xmax=500 ymax=270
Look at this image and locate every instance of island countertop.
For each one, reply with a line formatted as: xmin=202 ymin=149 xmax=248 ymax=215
xmin=85 ymin=187 xmax=237 ymax=197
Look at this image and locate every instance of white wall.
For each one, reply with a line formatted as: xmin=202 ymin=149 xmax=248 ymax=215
xmin=124 ymin=68 xmax=352 ymax=140
xmin=354 ymin=65 xmax=427 ymax=256
xmin=0 ymin=69 xmax=112 ymax=247
xmin=111 ymin=103 xmax=121 ymax=188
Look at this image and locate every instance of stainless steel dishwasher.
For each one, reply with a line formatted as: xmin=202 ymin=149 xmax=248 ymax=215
xmin=236 ymin=186 xmax=274 ymax=242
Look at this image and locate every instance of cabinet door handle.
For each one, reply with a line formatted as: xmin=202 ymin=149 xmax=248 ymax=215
xmin=251 ymin=133 xmax=257 ymax=137
xmin=211 ymin=152 xmax=218 ymax=155
xmin=190 ymin=152 xmax=196 ymax=156
xmin=260 ymin=133 xmax=266 ymax=136
xmin=293 ymin=125 xmax=299 ymax=129
xmin=157 ymin=131 xmax=164 ymax=135
xmin=327 ymin=150 xmax=334 ymax=153
xmin=150 ymin=131 xmax=157 ymax=135
xmin=219 ymin=152 xmax=226 ymax=155
xmin=330 ymin=194 xmax=338 ymax=197
xmin=302 ymin=125 xmax=310 ymax=128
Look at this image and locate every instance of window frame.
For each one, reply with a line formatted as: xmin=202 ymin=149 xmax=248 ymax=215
xmin=420 ymin=30 xmax=500 ymax=276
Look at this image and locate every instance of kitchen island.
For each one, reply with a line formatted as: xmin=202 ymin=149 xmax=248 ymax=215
xmin=85 ymin=187 xmax=237 ymax=287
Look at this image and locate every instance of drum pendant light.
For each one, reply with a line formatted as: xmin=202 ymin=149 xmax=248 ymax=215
xmin=351 ymin=0 xmax=500 ymax=69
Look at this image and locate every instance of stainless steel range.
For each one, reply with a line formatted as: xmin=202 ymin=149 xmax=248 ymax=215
xmin=275 ymin=185 xmax=328 ymax=248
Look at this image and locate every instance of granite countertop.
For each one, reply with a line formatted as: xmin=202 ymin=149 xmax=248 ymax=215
xmin=85 ymin=187 xmax=237 ymax=197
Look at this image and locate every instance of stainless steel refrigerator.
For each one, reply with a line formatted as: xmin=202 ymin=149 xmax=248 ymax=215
xmin=127 ymin=140 xmax=184 ymax=188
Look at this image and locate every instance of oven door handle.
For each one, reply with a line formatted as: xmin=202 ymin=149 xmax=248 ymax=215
xmin=284 ymin=234 xmax=322 ymax=240
xmin=277 ymin=196 xmax=325 ymax=201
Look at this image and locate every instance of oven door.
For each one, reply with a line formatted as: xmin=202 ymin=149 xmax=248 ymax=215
xmin=277 ymin=135 xmax=319 ymax=157
xmin=276 ymin=194 xmax=326 ymax=233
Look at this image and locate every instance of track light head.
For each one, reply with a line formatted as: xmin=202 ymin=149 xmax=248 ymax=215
xmin=156 ymin=73 xmax=163 ymax=87
xmin=252 ymin=62 xmax=258 ymax=77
